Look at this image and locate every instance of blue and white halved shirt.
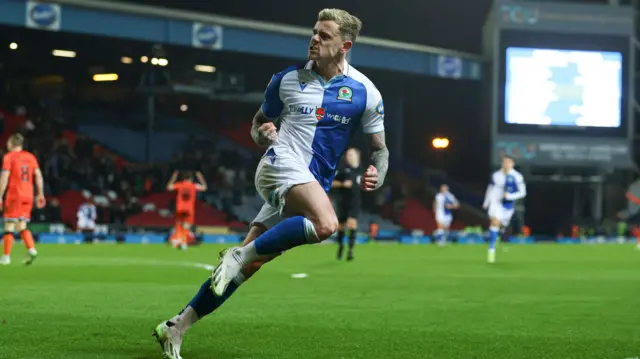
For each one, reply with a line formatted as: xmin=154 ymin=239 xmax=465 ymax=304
xmin=483 ymin=169 xmax=527 ymax=210
xmin=261 ymin=60 xmax=385 ymax=192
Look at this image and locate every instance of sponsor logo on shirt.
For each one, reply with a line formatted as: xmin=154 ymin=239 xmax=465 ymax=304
xmin=326 ymin=112 xmax=352 ymax=124
xmin=289 ymin=105 xmax=314 ymax=115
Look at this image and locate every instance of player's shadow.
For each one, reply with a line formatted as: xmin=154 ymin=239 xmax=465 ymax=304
xmin=134 ymin=348 xmax=245 ymax=359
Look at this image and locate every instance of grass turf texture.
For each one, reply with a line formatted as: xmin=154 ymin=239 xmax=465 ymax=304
xmin=0 ymin=244 xmax=638 ymax=359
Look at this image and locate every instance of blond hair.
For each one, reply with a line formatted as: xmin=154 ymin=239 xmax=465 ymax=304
xmin=318 ymin=8 xmax=362 ymax=42
xmin=8 ymin=133 xmax=24 ymax=147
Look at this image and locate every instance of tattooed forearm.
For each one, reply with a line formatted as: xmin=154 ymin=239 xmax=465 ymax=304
xmin=370 ymin=131 xmax=389 ymax=190
xmin=250 ymin=110 xmax=269 ymax=146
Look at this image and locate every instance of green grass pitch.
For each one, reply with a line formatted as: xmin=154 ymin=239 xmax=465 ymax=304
xmin=0 ymin=243 xmax=639 ymax=359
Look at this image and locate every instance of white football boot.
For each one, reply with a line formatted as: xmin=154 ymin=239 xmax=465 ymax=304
xmin=153 ymin=321 xmax=184 ymax=359
xmin=487 ymin=249 xmax=496 ymax=264
xmin=0 ymin=255 xmax=10 ymax=266
xmin=211 ymin=247 xmax=244 ymax=296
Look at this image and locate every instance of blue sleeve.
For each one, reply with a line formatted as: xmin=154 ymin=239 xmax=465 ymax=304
xmin=260 ymin=65 xmax=299 ymax=120
xmin=260 ymin=74 xmax=283 ymax=119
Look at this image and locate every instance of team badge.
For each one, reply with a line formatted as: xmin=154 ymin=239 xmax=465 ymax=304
xmin=315 ymin=107 xmax=325 ymax=121
xmin=299 ymin=81 xmax=307 ymax=91
xmin=337 ymin=86 xmax=353 ymax=102
xmin=375 ymin=99 xmax=384 ymax=115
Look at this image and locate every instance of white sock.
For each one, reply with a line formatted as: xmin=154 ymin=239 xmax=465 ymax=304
xmin=237 ymin=242 xmax=259 ymax=265
xmin=170 ymin=306 xmax=199 ymax=334
xmin=28 ymin=248 xmax=37 ymax=255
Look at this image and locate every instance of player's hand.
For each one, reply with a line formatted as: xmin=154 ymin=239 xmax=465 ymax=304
xmin=343 ymin=180 xmax=353 ymax=188
xmin=36 ymin=195 xmax=46 ymax=209
xmin=258 ymin=123 xmax=278 ymax=146
xmin=360 ymin=165 xmax=378 ymax=192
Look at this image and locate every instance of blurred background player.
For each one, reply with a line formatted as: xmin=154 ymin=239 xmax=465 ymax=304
xmin=433 ymin=184 xmax=459 ymax=247
xmin=482 ymin=156 xmax=527 ymax=263
xmin=77 ymin=199 xmax=97 ymax=241
xmin=0 ymin=133 xmax=45 ymax=265
xmin=332 ymin=148 xmax=363 ymax=261
xmin=166 ymin=170 xmax=207 ymax=250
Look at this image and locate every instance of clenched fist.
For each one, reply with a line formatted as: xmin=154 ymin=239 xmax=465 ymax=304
xmin=256 ymin=122 xmax=278 ymax=148
xmin=360 ymin=165 xmax=379 ymax=192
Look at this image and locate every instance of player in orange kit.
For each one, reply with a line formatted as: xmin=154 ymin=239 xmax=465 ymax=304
xmin=166 ymin=170 xmax=207 ymax=250
xmin=0 ymin=133 xmax=45 ymax=265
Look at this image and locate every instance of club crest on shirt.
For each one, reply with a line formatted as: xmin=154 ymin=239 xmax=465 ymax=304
xmin=299 ymin=81 xmax=307 ymax=91
xmin=315 ymin=107 xmax=325 ymax=121
xmin=337 ymin=86 xmax=353 ymax=102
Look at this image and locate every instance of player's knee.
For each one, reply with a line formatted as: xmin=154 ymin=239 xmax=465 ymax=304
xmin=310 ymin=215 xmax=339 ymax=242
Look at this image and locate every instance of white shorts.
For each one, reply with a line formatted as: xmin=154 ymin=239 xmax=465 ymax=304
xmin=250 ymin=202 xmax=282 ymax=230
xmin=435 ymin=213 xmax=452 ymax=228
xmin=254 ymin=147 xmax=316 ymax=215
xmin=77 ymin=219 xmax=96 ymax=231
xmin=488 ymin=205 xmax=514 ymax=227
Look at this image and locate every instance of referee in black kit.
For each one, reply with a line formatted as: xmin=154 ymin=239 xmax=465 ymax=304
xmin=331 ymin=148 xmax=363 ymax=261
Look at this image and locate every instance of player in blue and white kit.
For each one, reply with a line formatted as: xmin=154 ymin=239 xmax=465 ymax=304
xmin=433 ymin=184 xmax=459 ymax=247
xmin=76 ymin=201 xmax=97 ymax=233
xmin=482 ymin=156 xmax=526 ymax=263
xmin=153 ymin=9 xmax=389 ymax=359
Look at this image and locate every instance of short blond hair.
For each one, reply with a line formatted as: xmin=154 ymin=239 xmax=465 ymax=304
xmin=8 ymin=133 xmax=24 ymax=147
xmin=318 ymin=8 xmax=362 ymax=42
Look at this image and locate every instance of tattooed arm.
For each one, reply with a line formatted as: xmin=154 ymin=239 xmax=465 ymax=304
xmin=368 ymin=131 xmax=389 ymax=190
xmin=250 ymin=110 xmax=277 ymax=148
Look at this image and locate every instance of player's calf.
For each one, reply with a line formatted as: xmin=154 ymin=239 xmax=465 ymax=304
xmin=487 ymin=219 xmax=501 ymax=263
xmin=1 ymin=221 xmax=17 ymax=264
xmin=336 ymin=225 xmax=346 ymax=260
xmin=19 ymin=229 xmax=38 ymax=265
xmin=345 ymin=218 xmax=358 ymax=261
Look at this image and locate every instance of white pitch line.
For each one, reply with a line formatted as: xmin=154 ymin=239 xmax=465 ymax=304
xmin=28 ymin=256 xmax=215 ymax=271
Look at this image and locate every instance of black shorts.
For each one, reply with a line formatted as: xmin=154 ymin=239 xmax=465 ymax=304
xmin=337 ymin=204 xmax=361 ymax=223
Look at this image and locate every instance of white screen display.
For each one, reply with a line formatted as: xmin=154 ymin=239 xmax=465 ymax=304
xmin=505 ymin=47 xmax=623 ymax=128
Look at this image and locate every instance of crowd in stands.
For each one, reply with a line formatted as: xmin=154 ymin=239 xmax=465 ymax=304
xmin=0 ymin=95 xmax=281 ymax=229
xmin=0 ymin=84 xmax=429 ymax=234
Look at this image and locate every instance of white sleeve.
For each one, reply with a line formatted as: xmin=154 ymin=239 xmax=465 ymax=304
xmin=361 ymin=85 xmax=385 ymax=134
xmin=450 ymin=194 xmax=459 ymax=205
xmin=505 ymin=174 xmax=527 ymax=201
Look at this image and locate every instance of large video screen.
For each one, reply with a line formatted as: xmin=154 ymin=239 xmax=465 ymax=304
xmin=497 ymin=30 xmax=629 ymax=138
xmin=505 ymin=47 xmax=622 ymax=128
